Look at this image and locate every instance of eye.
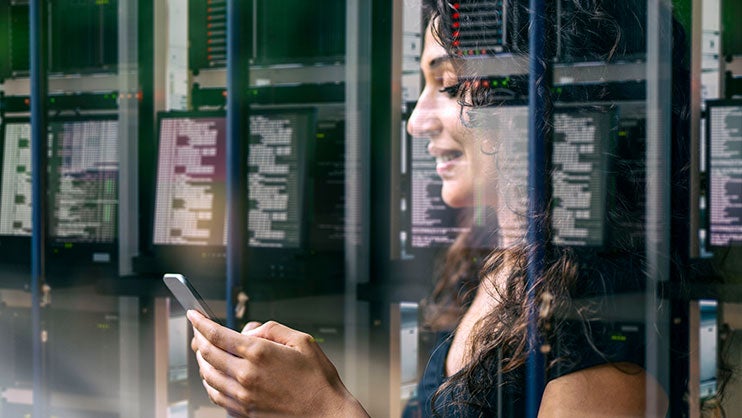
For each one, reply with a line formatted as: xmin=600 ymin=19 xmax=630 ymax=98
xmin=439 ymin=82 xmax=464 ymax=98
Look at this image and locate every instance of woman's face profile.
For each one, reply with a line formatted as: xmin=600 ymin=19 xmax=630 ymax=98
xmin=407 ymin=21 xmax=499 ymax=209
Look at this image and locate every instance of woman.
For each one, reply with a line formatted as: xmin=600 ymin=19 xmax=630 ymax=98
xmin=188 ymin=0 xmax=677 ymax=416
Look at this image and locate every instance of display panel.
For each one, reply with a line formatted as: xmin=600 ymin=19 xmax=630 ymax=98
xmin=153 ymin=113 xmax=228 ymax=247
xmin=0 ymin=115 xmax=119 ymax=277
xmin=47 ymin=116 xmax=119 ymax=244
xmin=551 ymin=107 xmax=614 ymax=246
xmin=152 ymin=108 xmax=334 ymax=287
xmin=402 ymin=104 xmax=615 ymax=253
xmin=0 ymin=118 xmax=33 ymax=237
xmin=0 ymin=117 xmax=33 ymax=273
xmin=707 ymin=100 xmax=742 ymax=247
xmin=247 ymin=109 xmax=313 ymax=249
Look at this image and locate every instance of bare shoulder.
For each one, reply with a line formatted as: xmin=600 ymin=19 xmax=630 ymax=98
xmin=538 ymin=363 xmax=668 ymax=418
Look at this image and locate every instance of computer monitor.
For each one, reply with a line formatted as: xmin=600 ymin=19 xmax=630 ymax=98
xmin=0 ymin=117 xmax=33 ymax=238
xmin=399 ymin=103 xmax=616 ymax=257
xmin=0 ymin=115 xmax=119 ymax=282
xmin=245 ymin=107 xmax=346 ymax=297
xmin=706 ymin=99 xmax=742 ymax=247
xmin=0 ymin=117 xmax=33 ymax=274
xmin=151 ymin=111 xmax=229 ymax=276
xmin=152 ymin=108 xmax=344 ymax=296
xmin=45 ymin=115 xmax=119 ymax=279
xmin=552 ymin=106 xmax=615 ymax=246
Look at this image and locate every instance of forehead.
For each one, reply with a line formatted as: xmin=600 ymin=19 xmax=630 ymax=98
xmin=420 ymin=22 xmax=451 ymax=71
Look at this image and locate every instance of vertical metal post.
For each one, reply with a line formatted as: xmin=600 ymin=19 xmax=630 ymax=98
xmin=226 ymin=0 xmax=249 ymax=329
xmin=118 ymin=0 xmax=140 ymax=277
xmin=344 ymin=0 xmax=372 ymax=406
xmin=29 ymin=0 xmax=49 ymax=416
xmin=645 ymin=0 xmax=673 ymax=414
xmin=526 ymin=0 xmax=550 ymax=416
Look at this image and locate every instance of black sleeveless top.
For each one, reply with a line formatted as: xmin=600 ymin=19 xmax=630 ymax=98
xmin=402 ymin=252 xmax=650 ymax=417
xmin=404 ymin=318 xmax=645 ymax=418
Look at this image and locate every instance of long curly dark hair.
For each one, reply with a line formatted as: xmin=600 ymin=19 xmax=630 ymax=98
xmin=418 ymin=0 xmax=700 ymax=415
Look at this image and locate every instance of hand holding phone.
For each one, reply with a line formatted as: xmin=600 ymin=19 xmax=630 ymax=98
xmin=163 ymin=273 xmax=222 ymax=325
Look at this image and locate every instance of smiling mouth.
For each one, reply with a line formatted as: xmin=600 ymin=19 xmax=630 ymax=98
xmin=436 ymin=150 xmax=463 ymax=164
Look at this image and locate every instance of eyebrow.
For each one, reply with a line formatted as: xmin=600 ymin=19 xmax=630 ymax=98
xmin=427 ymin=54 xmax=453 ymax=69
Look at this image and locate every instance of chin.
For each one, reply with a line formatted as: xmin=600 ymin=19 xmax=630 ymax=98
xmin=441 ymin=190 xmax=473 ymax=209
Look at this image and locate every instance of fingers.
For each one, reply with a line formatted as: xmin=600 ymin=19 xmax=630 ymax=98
xmin=192 ymin=326 xmax=247 ymax=383
xmin=201 ymin=378 xmax=251 ymax=418
xmin=195 ymin=349 xmax=250 ymax=408
xmin=188 ymin=310 xmax=251 ymax=357
xmin=246 ymin=321 xmax=317 ymax=352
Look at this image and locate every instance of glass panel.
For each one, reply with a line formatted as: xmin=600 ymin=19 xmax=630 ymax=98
xmin=0 ymin=0 xmax=738 ymax=417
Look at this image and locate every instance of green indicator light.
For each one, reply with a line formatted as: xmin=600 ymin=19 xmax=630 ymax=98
xmin=618 ymin=131 xmax=628 ymax=137
xmin=50 ymin=98 xmax=56 ymax=103
xmin=317 ymin=133 xmax=325 ymax=139
xmin=64 ymin=243 xmax=73 ymax=249
xmin=610 ymin=334 xmax=627 ymax=342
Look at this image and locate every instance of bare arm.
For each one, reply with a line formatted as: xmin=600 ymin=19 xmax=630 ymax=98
xmin=538 ymin=363 xmax=668 ymax=418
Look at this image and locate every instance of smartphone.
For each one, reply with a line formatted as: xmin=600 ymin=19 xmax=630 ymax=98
xmin=163 ymin=273 xmax=222 ymax=324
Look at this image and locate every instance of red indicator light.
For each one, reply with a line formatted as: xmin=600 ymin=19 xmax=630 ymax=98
xmin=452 ymin=12 xmax=460 ymax=19
xmin=482 ymin=80 xmax=490 ymax=88
xmin=481 ymin=49 xmax=487 ymax=55
xmin=222 ymin=90 xmax=228 ymax=97
xmin=452 ymin=30 xmax=460 ymax=38
xmin=452 ymin=21 xmax=460 ymax=28
xmin=24 ymin=98 xmax=30 ymax=105
xmin=452 ymin=3 xmax=460 ymax=9
xmin=452 ymin=40 xmax=460 ymax=47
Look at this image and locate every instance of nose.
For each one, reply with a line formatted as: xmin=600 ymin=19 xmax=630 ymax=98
xmin=406 ymin=88 xmax=443 ymax=138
